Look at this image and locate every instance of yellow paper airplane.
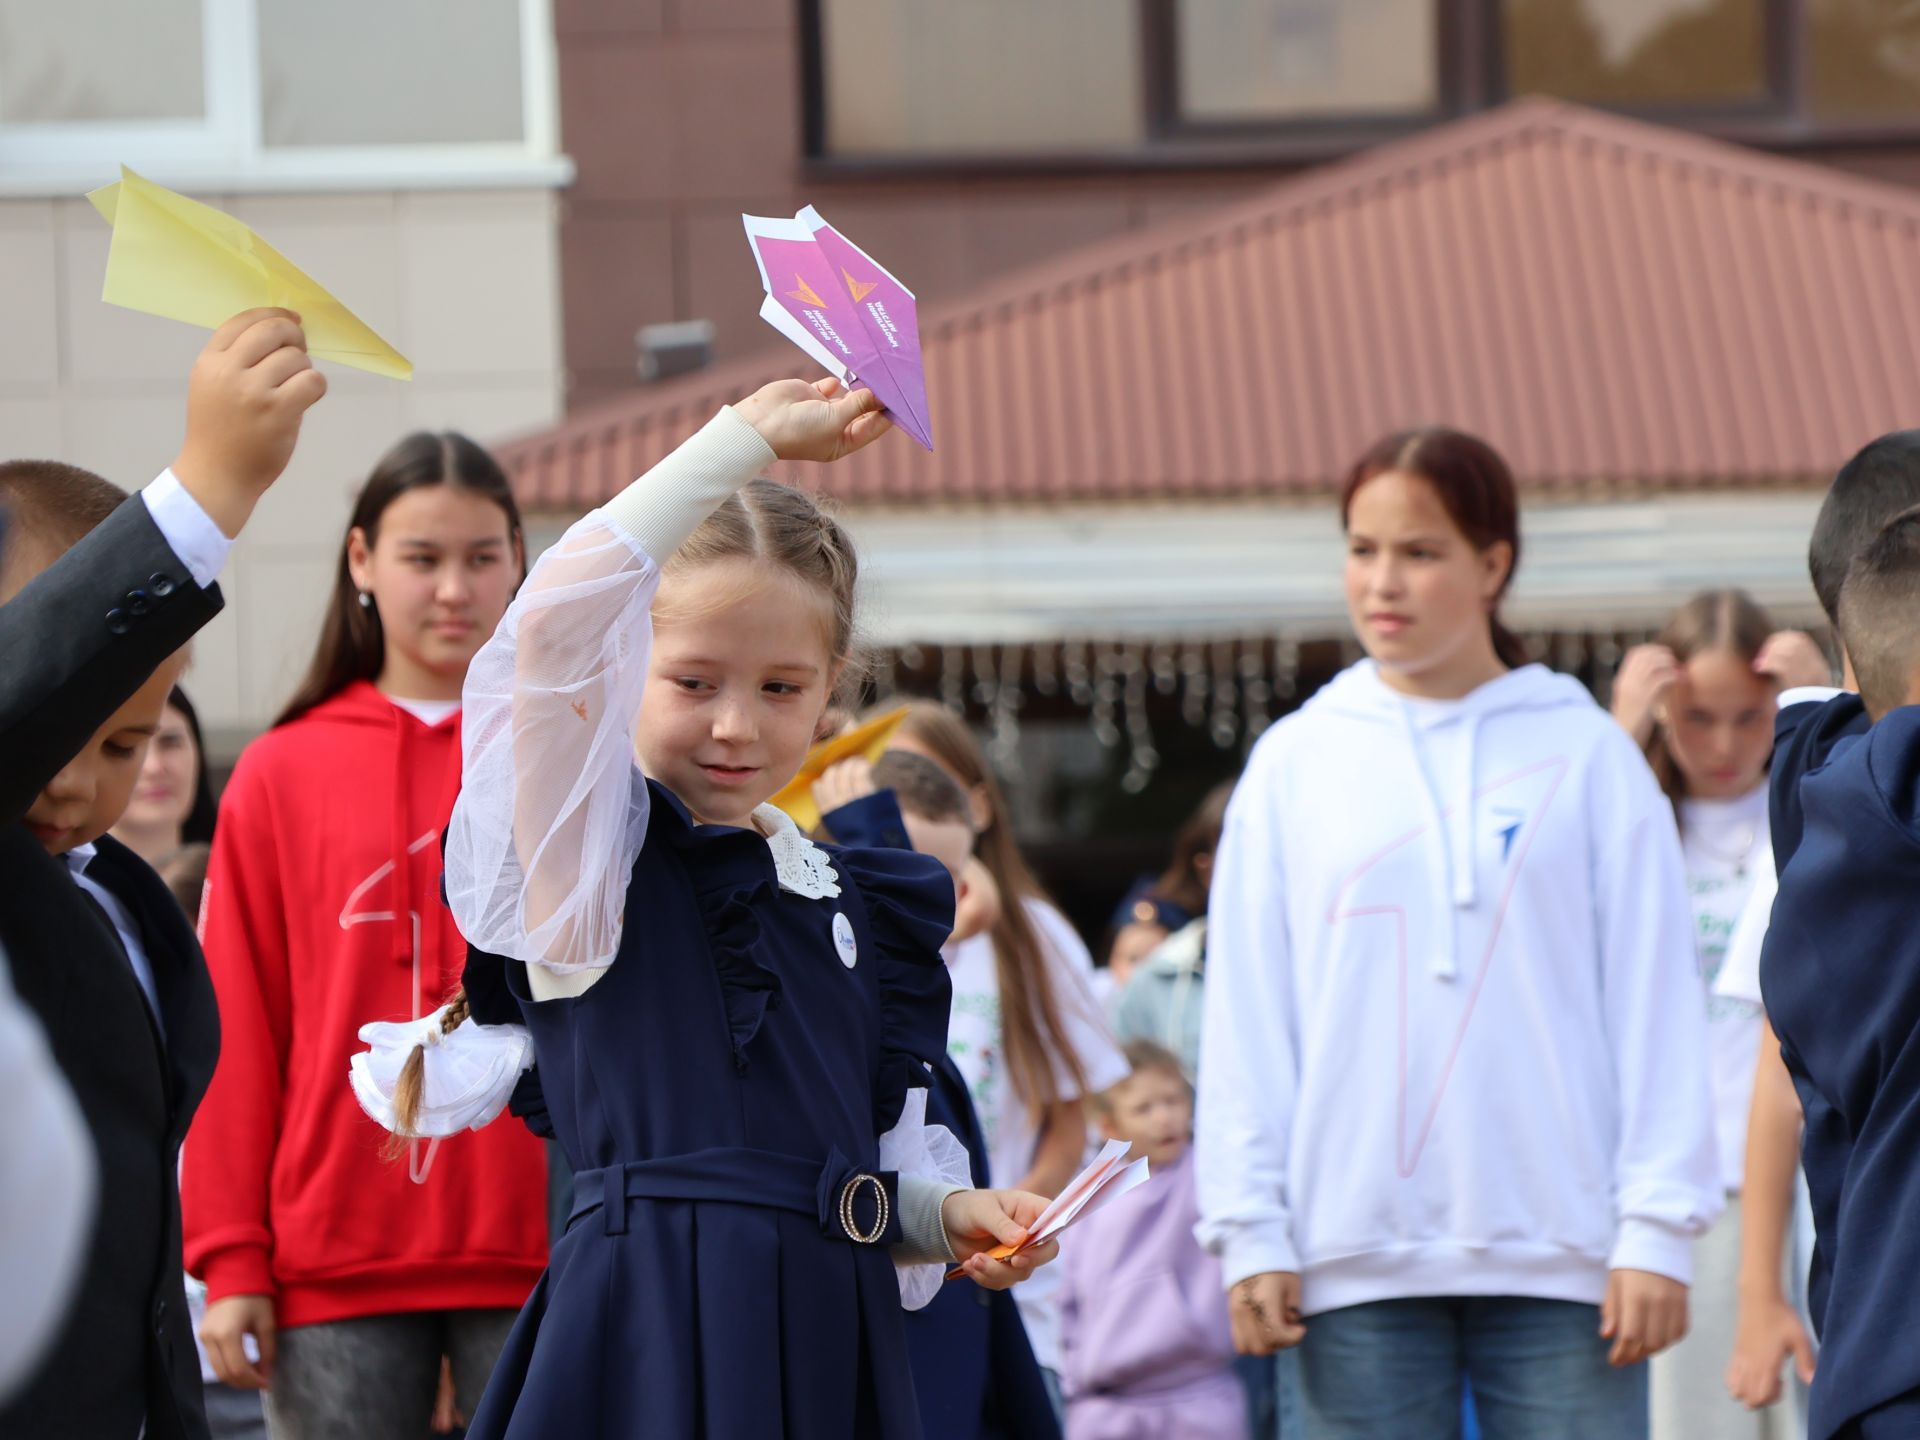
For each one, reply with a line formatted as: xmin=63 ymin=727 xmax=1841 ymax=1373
xmin=771 ymin=706 xmax=910 ymax=833
xmin=87 ymin=167 xmax=412 ymax=380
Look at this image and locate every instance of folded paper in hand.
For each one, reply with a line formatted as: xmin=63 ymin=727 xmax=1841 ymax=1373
xmin=741 ymin=206 xmax=933 ymax=451
xmin=948 ymin=1137 xmax=1151 ymax=1279
xmin=88 ymin=166 xmax=412 ymax=380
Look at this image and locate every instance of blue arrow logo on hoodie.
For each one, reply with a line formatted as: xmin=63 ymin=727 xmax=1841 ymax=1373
xmin=1494 ymin=807 xmax=1525 ymax=861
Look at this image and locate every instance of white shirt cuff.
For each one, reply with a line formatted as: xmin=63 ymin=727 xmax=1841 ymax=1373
xmin=1609 ymin=1217 xmax=1695 ymax=1287
xmin=1777 ymin=685 xmax=1844 ymax=711
xmin=140 ymin=469 xmax=231 ymax=590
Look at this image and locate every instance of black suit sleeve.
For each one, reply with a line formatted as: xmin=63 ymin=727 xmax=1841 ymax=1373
xmin=0 ymin=497 xmax=223 ymax=826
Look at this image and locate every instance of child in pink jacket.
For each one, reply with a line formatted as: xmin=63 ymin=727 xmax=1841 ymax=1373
xmin=1059 ymin=1040 xmax=1246 ymax=1440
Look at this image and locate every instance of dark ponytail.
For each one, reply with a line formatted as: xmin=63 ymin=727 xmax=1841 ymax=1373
xmin=1340 ymin=427 xmax=1528 ymax=668
xmin=275 ymin=433 xmax=526 ymax=729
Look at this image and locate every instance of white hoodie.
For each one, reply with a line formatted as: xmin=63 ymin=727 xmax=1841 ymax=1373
xmin=1194 ymin=661 xmax=1721 ymax=1315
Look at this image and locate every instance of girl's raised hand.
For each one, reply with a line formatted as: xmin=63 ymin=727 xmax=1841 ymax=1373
xmin=811 ymin=757 xmax=877 ymax=818
xmin=1610 ymin=644 xmax=1681 ymax=747
xmin=1754 ymin=630 xmax=1832 ymax=693
xmin=942 ymin=1187 xmax=1059 ymax=1290
xmin=735 ymin=376 xmax=892 ymax=463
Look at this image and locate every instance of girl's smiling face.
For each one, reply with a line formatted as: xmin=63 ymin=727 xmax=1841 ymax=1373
xmin=638 ymin=558 xmax=841 ymax=828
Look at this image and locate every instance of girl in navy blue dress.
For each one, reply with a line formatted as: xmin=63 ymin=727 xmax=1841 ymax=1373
xmin=352 ymin=379 xmax=1055 ymax=1439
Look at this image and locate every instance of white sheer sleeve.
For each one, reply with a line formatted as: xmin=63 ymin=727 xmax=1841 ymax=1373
xmin=882 ymin=1087 xmax=974 ymax=1309
xmin=443 ymin=407 xmax=778 ymax=973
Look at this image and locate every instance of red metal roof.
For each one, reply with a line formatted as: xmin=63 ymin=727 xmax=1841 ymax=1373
xmin=504 ymin=98 xmax=1920 ymax=510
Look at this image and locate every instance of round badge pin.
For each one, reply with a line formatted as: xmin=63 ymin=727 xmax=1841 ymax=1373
xmin=832 ymin=912 xmax=858 ymax=968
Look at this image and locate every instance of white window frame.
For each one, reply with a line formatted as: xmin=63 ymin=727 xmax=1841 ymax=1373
xmin=0 ymin=0 xmax=571 ymax=196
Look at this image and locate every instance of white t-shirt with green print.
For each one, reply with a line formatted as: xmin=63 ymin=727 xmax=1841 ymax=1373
xmin=1679 ymin=783 xmax=1770 ymax=1195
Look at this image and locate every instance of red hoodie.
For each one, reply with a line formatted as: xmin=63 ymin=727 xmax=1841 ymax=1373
xmin=183 ymin=681 xmax=547 ymax=1328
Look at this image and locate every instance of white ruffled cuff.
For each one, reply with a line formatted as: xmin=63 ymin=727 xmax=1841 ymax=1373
xmin=880 ymin=1087 xmax=974 ymax=1310
xmin=349 ymin=1005 xmax=533 ymax=1138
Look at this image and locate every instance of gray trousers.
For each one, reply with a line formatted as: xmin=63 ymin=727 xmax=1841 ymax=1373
xmin=264 ymin=1309 xmax=518 ymax=1440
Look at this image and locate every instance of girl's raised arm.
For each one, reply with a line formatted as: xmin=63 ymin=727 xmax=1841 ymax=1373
xmin=443 ymin=382 xmax=887 ymax=973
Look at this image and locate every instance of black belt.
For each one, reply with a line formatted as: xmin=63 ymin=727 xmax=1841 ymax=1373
xmin=567 ymin=1146 xmax=901 ymax=1246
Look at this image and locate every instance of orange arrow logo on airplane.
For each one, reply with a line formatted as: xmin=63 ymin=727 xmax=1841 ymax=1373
xmin=787 ymin=274 xmax=828 ymax=308
xmin=844 ymin=269 xmax=877 ymax=302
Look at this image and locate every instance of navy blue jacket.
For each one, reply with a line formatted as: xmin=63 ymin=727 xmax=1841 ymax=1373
xmin=1762 ymin=704 xmax=1920 ymax=1440
xmin=1769 ymin=693 xmax=1870 ymax=876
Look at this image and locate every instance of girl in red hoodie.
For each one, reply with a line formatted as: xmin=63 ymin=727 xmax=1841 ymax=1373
xmin=184 ymin=432 xmax=549 ymax=1438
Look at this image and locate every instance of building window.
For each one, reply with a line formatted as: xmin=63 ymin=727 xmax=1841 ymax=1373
xmin=817 ymin=0 xmax=1144 ymax=156
xmin=1501 ymin=0 xmax=1770 ymax=109
xmin=0 ymin=0 xmax=565 ymax=195
xmin=258 ymin=0 xmax=526 ymax=148
xmin=1808 ymin=0 xmax=1920 ymax=120
xmin=0 ymin=0 xmax=206 ymax=125
xmin=806 ymin=0 xmax=1920 ymax=167
xmin=1176 ymin=0 xmax=1441 ymax=124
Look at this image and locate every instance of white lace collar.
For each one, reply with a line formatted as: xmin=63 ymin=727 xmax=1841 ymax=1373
xmin=752 ymin=804 xmax=842 ymax=900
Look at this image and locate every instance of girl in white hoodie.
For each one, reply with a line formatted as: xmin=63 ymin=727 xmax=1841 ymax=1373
xmin=1195 ymin=428 xmax=1721 ymax=1440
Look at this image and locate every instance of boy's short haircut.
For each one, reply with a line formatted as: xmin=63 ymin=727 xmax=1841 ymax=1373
xmin=0 ymin=460 xmax=127 ymax=582
xmin=870 ymin=749 xmax=972 ymax=830
xmin=1836 ymin=504 xmax=1920 ymax=716
xmin=1810 ymin=432 xmax=1920 ymax=622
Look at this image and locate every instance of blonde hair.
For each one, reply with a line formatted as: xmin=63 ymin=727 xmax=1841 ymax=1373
xmin=1092 ymin=1038 xmax=1189 ymax=1118
xmin=658 ymin=478 xmax=863 ymax=696
xmin=389 ymin=477 xmax=864 ymax=1140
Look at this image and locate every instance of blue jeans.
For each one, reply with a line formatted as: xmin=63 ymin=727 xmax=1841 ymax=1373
xmin=1276 ymin=1297 xmax=1647 ymax=1440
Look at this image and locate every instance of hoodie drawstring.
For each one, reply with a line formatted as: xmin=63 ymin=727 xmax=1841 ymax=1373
xmin=1452 ymin=712 xmax=1481 ymax=911
xmin=1398 ymin=701 xmax=1483 ymax=982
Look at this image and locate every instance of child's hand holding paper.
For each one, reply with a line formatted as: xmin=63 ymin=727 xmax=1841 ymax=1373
xmin=946 ymin=1137 xmax=1153 ymax=1282
xmin=943 ymin=1188 xmax=1059 ymax=1290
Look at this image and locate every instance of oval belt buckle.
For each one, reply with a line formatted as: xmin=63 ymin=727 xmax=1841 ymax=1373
xmin=838 ymin=1172 xmax=889 ymax=1244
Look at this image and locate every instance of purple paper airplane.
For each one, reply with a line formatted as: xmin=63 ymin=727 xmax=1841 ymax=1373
xmin=742 ymin=208 xmax=934 ymax=452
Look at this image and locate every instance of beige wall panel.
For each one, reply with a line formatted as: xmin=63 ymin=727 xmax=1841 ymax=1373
xmin=397 ymin=190 xmax=560 ymax=377
xmin=0 ymin=395 xmax=64 ymax=457
xmin=0 ymin=202 xmax=59 ymax=388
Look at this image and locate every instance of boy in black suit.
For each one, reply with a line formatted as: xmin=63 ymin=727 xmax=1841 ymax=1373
xmin=0 ymin=309 xmax=325 ymax=1440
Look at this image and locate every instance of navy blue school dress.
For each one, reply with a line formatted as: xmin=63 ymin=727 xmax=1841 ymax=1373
xmin=464 ymin=781 xmax=955 ymax=1440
